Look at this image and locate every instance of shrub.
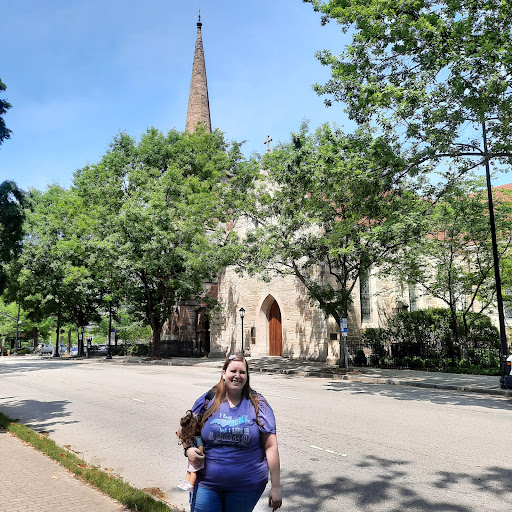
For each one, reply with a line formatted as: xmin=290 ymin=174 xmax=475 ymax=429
xmin=361 ymin=327 xmax=388 ymax=356
xmin=128 ymin=343 xmax=149 ymax=356
xmin=458 ymin=359 xmax=470 ymax=369
xmin=411 ymin=356 xmax=425 ymax=369
xmin=402 ymin=356 xmax=412 ymax=368
xmin=354 ymin=350 xmax=367 ymax=366
xmin=424 ymin=358 xmax=439 ymax=370
xmin=369 ymin=353 xmax=380 ymax=366
xmin=392 ymin=357 xmax=402 ymax=367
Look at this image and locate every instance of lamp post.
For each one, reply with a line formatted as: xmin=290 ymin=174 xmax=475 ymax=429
xmin=239 ymin=307 xmax=245 ymax=354
xmin=481 ymin=121 xmax=509 ymax=388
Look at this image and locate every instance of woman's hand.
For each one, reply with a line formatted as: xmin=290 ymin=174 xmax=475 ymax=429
xmin=268 ymin=486 xmax=282 ymax=510
xmin=187 ymin=446 xmax=205 ymax=465
xmin=262 ymin=433 xmax=282 ymax=510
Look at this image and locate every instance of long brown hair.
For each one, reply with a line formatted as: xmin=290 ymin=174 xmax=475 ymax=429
xmin=201 ymin=354 xmax=262 ymax=427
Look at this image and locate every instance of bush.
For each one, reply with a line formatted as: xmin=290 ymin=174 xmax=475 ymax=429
xmin=424 ymin=358 xmax=439 ymax=370
xmin=354 ymin=350 xmax=367 ymax=366
xmin=361 ymin=327 xmax=388 ymax=356
xmin=392 ymin=357 xmax=402 ymax=367
xmin=128 ymin=343 xmax=149 ymax=356
xmin=411 ymin=356 xmax=425 ymax=369
xmin=402 ymin=356 xmax=412 ymax=368
xmin=369 ymin=353 xmax=380 ymax=366
xmin=458 ymin=359 xmax=470 ymax=369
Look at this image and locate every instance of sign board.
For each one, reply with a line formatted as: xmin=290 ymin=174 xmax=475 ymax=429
xmin=340 ymin=318 xmax=348 ymax=336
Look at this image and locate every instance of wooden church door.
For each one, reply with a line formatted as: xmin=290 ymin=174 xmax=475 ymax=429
xmin=268 ymin=300 xmax=282 ymax=356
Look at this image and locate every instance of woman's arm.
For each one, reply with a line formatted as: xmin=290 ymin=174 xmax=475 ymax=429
xmin=261 ymin=433 xmax=282 ymax=511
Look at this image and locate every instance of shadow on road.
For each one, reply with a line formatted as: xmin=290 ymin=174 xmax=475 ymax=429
xmin=324 ymin=380 xmax=512 ymax=411
xmin=0 ymin=397 xmax=78 ymax=433
xmin=0 ymin=358 xmax=86 ymax=376
xmin=280 ymin=454 xmax=512 ymax=511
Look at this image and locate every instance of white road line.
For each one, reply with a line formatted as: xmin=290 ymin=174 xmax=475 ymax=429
xmin=132 ymin=398 xmax=145 ymax=403
xmin=310 ymin=445 xmax=348 ymax=457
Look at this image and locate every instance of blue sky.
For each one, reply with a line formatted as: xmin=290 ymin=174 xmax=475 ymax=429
xmin=1 ymin=1 xmax=509 ymax=192
xmin=1 ymin=0 xmax=351 ymax=192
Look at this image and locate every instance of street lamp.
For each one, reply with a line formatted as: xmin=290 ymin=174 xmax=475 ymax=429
xmin=481 ymin=121 xmax=509 ymax=388
xmin=239 ymin=307 xmax=245 ymax=354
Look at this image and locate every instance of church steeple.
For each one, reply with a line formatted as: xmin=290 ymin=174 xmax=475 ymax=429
xmin=185 ymin=12 xmax=212 ymax=133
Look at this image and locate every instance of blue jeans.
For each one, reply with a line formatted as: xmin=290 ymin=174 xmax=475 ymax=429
xmin=190 ymin=483 xmax=266 ymax=512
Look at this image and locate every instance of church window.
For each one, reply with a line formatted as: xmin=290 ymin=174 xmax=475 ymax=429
xmin=408 ymin=284 xmax=418 ymax=312
xmin=360 ymin=269 xmax=371 ymax=322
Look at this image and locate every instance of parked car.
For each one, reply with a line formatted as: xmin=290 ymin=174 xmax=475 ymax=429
xmin=96 ymin=344 xmax=108 ymax=355
xmin=70 ymin=346 xmax=78 ymax=357
xmin=35 ymin=343 xmax=53 ymax=355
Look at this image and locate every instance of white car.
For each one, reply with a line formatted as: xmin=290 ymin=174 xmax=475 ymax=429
xmin=36 ymin=343 xmax=53 ymax=354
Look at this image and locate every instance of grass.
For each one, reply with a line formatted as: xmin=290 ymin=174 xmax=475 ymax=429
xmin=0 ymin=412 xmax=177 ymax=512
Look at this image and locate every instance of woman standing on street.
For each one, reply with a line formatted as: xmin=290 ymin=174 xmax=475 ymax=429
xmin=185 ymin=354 xmax=282 ymax=512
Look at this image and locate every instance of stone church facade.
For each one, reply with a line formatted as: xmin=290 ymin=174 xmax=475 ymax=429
xmin=160 ymin=17 xmax=464 ymax=364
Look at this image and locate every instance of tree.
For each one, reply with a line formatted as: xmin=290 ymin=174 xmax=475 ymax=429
xmin=240 ymin=123 xmax=424 ymax=352
xmin=306 ymin=0 xmax=512 ymax=377
xmin=0 ymin=181 xmax=25 ymax=292
xmin=73 ymin=127 xmax=243 ymax=356
xmin=0 ymin=78 xmax=12 ymax=146
xmin=305 ymin=0 xmax=512 ymax=179
xmin=383 ymin=178 xmax=512 ymax=354
xmin=6 ymin=186 xmax=104 ymax=354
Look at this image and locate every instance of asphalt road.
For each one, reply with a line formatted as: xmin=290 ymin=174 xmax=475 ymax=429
xmin=1 ymin=357 xmax=511 ymax=512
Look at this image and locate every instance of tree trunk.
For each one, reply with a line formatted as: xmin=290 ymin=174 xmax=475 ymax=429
xmin=151 ymin=318 xmax=163 ymax=357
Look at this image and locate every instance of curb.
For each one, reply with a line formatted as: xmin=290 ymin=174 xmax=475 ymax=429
xmin=247 ymin=366 xmax=512 ymax=397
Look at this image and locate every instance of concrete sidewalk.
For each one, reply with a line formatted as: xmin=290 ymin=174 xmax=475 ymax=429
xmin=0 ymin=428 xmax=128 ymax=512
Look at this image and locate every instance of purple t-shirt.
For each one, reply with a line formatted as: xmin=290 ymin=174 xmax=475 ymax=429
xmin=191 ymin=392 xmax=276 ymax=491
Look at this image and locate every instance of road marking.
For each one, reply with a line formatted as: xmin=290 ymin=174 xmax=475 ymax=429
xmin=132 ymin=398 xmax=145 ymax=403
xmin=310 ymin=445 xmax=347 ymax=457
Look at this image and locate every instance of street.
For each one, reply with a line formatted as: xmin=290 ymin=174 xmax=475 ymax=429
xmin=0 ymin=357 xmax=511 ymax=511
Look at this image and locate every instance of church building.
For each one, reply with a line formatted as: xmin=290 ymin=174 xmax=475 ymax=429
xmin=161 ymin=17 xmax=441 ymax=364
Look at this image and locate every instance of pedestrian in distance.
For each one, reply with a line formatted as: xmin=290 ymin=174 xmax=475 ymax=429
xmin=185 ymin=353 xmax=282 ymax=512
xmin=177 ymin=410 xmax=205 ymax=491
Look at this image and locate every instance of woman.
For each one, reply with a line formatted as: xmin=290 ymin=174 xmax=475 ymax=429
xmin=185 ymin=354 xmax=282 ymax=512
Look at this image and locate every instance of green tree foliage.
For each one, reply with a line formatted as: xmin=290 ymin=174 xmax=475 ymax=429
xmin=73 ymin=127 xmax=243 ymax=355
xmin=383 ymin=178 xmax=512 ymax=345
xmin=0 ymin=181 xmax=25 ymax=292
xmin=6 ymin=186 xmax=104 ymax=352
xmin=241 ymin=122 xmax=423 ymax=325
xmin=0 ymin=78 xmax=12 ymax=146
xmin=305 ymin=0 xmax=512 ymax=180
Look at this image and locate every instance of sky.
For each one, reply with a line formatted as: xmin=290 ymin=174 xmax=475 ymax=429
xmin=0 ymin=0 xmax=352 ymax=192
xmin=1 ymin=1 xmax=510 ymax=193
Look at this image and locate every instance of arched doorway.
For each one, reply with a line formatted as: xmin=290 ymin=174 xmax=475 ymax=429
xmin=268 ymin=300 xmax=282 ymax=356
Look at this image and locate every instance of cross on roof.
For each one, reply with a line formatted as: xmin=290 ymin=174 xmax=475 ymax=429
xmin=264 ymin=135 xmax=273 ymax=153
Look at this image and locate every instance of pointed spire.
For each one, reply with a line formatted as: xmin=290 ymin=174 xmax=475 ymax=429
xmin=185 ymin=12 xmax=212 ymax=133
